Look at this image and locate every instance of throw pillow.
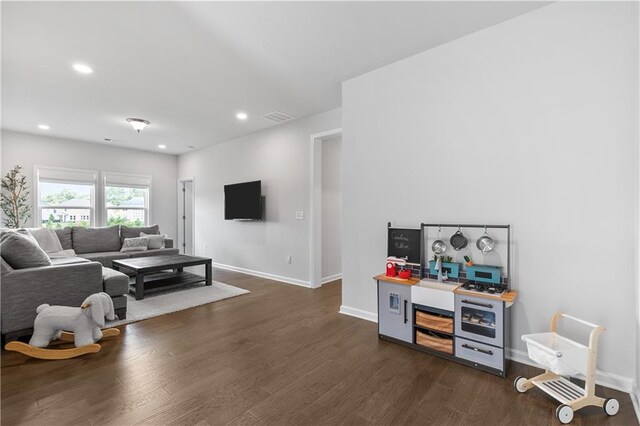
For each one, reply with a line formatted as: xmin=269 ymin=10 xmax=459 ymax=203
xmin=27 ymin=228 xmax=64 ymax=253
xmin=120 ymin=237 xmax=149 ymax=253
xmin=0 ymin=232 xmax=52 ymax=269
xmin=140 ymin=232 xmax=165 ymax=249
xmin=1 ymin=257 xmax=13 ymax=274
xmin=120 ymin=224 xmax=160 ymax=245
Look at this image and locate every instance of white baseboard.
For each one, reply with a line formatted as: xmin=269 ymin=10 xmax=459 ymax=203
xmin=212 ymin=262 xmax=312 ymax=288
xmin=507 ymin=347 xmax=635 ymax=394
xmin=322 ymin=273 xmax=342 ymax=284
xmin=339 ymin=305 xmax=377 ymax=323
xmin=631 ymin=381 xmax=640 ymax=424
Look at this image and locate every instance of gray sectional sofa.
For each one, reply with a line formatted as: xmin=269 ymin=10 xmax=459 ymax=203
xmin=1 ymin=225 xmax=178 ymax=340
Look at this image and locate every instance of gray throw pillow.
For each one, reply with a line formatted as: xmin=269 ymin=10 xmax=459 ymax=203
xmin=0 ymin=232 xmax=52 ymax=269
xmin=120 ymin=237 xmax=149 ymax=252
xmin=121 ymin=224 xmax=159 ymax=245
xmin=140 ymin=232 xmax=165 ymax=249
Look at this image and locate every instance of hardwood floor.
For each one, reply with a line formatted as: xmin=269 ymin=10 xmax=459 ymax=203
xmin=2 ymin=269 xmax=637 ymax=425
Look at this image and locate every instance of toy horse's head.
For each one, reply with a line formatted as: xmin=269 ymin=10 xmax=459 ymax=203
xmin=81 ymin=292 xmax=115 ymax=328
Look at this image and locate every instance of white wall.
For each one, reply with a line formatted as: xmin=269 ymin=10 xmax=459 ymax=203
xmin=342 ymin=1 xmax=638 ymax=384
xmin=0 ymin=130 xmax=178 ymax=238
xmin=321 ymin=135 xmax=342 ymax=281
xmin=177 ymin=108 xmax=341 ymax=287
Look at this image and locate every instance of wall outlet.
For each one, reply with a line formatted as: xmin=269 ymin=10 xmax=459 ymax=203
xmin=287 ymin=256 xmax=292 ymax=264
xmin=296 ymin=211 xmax=304 ymax=220
xmin=204 ymin=244 xmax=208 ymax=251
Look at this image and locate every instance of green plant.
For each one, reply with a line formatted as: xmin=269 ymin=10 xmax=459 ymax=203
xmin=1 ymin=165 xmax=31 ymax=228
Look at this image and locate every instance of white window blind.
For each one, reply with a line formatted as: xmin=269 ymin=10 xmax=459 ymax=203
xmin=103 ymin=173 xmax=151 ymax=189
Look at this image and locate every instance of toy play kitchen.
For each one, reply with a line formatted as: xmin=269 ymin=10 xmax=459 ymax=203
xmin=375 ymin=223 xmax=518 ymax=377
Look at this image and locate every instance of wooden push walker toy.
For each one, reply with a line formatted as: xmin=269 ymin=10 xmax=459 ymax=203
xmin=514 ymin=312 xmax=619 ymax=424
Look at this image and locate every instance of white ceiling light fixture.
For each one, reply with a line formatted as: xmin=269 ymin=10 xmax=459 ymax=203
xmin=72 ymin=63 xmax=93 ymax=74
xmin=158 ymin=144 xmax=166 ymax=150
xmin=37 ymin=124 xmax=50 ymax=130
xmin=236 ymin=112 xmax=248 ymax=120
xmin=126 ymin=118 xmax=150 ymax=133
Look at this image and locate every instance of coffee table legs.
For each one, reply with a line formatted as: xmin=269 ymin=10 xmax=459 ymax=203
xmin=135 ymin=272 xmax=145 ymax=300
xmin=205 ymin=263 xmax=212 ymax=286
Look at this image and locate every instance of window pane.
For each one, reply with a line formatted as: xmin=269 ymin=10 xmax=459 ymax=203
xmin=40 ymin=182 xmax=92 ymax=207
xmin=105 ymin=187 xmax=147 ymax=208
xmin=42 ymin=208 xmax=91 ymax=228
xmin=107 ymin=208 xmax=145 ymax=227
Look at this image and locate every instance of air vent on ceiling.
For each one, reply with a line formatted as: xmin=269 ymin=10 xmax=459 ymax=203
xmin=261 ymin=111 xmax=295 ymax=124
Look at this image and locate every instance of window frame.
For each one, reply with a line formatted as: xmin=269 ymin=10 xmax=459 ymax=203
xmin=35 ymin=166 xmax=98 ymax=228
xmin=103 ymin=172 xmax=152 ymax=228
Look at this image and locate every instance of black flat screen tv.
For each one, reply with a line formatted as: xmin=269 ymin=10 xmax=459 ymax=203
xmin=224 ymin=180 xmax=262 ymax=220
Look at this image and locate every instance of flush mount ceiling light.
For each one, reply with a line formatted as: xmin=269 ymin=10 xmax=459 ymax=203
xmin=158 ymin=144 xmax=166 ymax=150
xmin=72 ymin=63 xmax=93 ymax=74
xmin=126 ymin=118 xmax=150 ymax=133
xmin=37 ymin=124 xmax=50 ymax=130
xmin=236 ymin=112 xmax=248 ymax=120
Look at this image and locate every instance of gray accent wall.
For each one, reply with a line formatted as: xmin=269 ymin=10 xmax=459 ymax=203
xmin=0 ymin=130 xmax=178 ymax=240
xmin=342 ymin=2 xmax=638 ymax=383
xmin=177 ymin=108 xmax=341 ymax=287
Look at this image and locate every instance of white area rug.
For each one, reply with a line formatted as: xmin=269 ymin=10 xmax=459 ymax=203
xmin=107 ymin=281 xmax=249 ymax=327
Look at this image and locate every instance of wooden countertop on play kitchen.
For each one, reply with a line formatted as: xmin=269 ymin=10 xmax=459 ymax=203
xmin=373 ymin=274 xmax=420 ymax=286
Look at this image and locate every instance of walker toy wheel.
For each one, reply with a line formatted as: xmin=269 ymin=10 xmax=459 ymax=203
xmin=513 ymin=376 xmax=528 ymax=393
xmin=603 ymin=398 xmax=619 ymax=416
xmin=556 ymin=404 xmax=574 ymax=424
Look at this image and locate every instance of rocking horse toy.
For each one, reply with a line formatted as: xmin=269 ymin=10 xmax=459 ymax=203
xmin=4 ymin=292 xmax=120 ymax=360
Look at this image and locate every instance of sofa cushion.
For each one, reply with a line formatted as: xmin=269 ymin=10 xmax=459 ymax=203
xmin=1 ymin=257 xmax=14 ymax=274
xmin=80 ymin=251 xmax=130 ymax=268
xmin=73 ymin=226 xmax=121 ymax=254
xmin=54 ymin=227 xmax=73 ymax=250
xmin=102 ymin=267 xmax=129 ymax=297
xmin=127 ymin=248 xmax=180 ymax=258
xmin=120 ymin=237 xmax=148 ymax=253
xmin=26 ymin=227 xmax=64 ymax=253
xmin=121 ymin=224 xmax=159 ymax=245
xmin=0 ymin=231 xmax=53 ymax=269
xmin=50 ymin=256 xmax=90 ymax=266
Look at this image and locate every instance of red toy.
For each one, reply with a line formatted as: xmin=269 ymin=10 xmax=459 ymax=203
xmin=386 ymin=261 xmax=397 ymax=277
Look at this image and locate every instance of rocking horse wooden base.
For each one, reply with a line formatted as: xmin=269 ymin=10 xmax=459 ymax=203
xmin=4 ymin=328 xmax=120 ymax=360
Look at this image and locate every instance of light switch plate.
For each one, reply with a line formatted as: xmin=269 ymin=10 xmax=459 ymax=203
xmin=296 ymin=211 xmax=304 ymax=220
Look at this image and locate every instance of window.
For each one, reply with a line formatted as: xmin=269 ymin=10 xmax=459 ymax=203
xmin=103 ymin=173 xmax=151 ymax=227
xmin=37 ymin=167 xmax=97 ymax=228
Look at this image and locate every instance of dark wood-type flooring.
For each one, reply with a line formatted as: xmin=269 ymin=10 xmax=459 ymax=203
xmin=2 ymin=269 xmax=637 ymax=425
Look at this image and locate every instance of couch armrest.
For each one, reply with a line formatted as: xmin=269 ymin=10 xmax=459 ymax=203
xmin=165 ymin=238 xmax=174 ymax=249
xmin=1 ymin=262 xmax=103 ymax=334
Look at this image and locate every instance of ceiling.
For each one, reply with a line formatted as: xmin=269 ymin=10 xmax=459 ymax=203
xmin=2 ymin=1 xmax=547 ymax=155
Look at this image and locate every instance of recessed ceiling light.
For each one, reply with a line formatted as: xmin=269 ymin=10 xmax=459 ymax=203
xmin=236 ymin=112 xmax=248 ymax=120
xmin=158 ymin=144 xmax=166 ymax=149
xmin=72 ymin=63 xmax=93 ymax=74
xmin=37 ymin=124 xmax=50 ymax=130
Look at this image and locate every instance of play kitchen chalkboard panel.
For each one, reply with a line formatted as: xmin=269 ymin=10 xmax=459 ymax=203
xmin=387 ymin=223 xmax=421 ymax=265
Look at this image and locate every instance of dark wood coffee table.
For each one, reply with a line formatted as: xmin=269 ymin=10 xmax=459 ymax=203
xmin=112 ymin=254 xmax=212 ymax=300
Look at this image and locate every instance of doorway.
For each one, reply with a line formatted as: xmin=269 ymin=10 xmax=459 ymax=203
xmin=310 ymin=128 xmax=343 ymax=288
xmin=178 ymin=178 xmax=194 ymax=255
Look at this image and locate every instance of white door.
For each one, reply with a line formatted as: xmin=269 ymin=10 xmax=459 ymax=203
xmin=180 ymin=180 xmax=194 ymax=255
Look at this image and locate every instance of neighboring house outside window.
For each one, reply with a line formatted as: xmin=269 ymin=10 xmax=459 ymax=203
xmin=104 ymin=173 xmax=151 ymax=227
xmin=37 ymin=167 xmax=97 ymax=228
